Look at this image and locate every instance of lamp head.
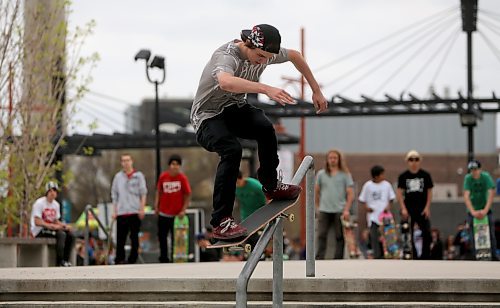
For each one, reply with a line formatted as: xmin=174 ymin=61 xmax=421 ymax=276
xmin=150 ymin=56 xmax=165 ymax=69
xmin=134 ymin=49 xmax=151 ymax=62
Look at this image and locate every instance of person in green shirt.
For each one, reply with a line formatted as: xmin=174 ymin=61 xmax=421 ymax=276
xmin=235 ymin=171 xmax=267 ymax=249
xmin=463 ymin=159 xmax=497 ymax=260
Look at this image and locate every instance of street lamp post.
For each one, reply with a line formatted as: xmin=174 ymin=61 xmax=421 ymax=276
xmin=135 ymin=49 xmax=166 ymax=181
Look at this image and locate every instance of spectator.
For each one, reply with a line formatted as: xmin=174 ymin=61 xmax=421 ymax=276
xmin=235 ymin=170 xmax=267 ymax=249
xmin=315 ymin=149 xmax=354 ymax=259
xmin=197 ymin=227 xmax=222 ymax=262
xmin=358 ymin=165 xmax=396 ymax=259
xmin=430 ymin=228 xmax=444 ymax=260
xmin=444 ymin=235 xmax=457 ymax=260
xmin=453 ymin=221 xmax=472 ymax=260
xmin=463 ymin=159 xmax=497 ymax=260
xmin=30 ymin=181 xmax=74 ymax=267
xmin=155 ymin=154 xmax=192 ymax=263
xmin=396 ymin=150 xmax=434 ymax=259
xmin=111 ymin=153 xmax=147 ymax=264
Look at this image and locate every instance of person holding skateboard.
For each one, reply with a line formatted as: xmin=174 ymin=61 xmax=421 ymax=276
xmin=463 ymin=159 xmax=497 ymax=260
xmin=155 ymin=154 xmax=192 ymax=263
xmin=191 ymin=24 xmax=328 ymax=240
xmin=396 ymin=150 xmax=433 ymax=259
xmin=358 ymin=165 xmax=396 ymax=259
xmin=315 ymin=149 xmax=354 ymax=259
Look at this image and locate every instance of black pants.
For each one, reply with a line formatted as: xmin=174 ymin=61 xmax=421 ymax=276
xmin=369 ymin=223 xmax=384 ymax=259
xmin=37 ymin=229 xmax=74 ymax=265
xmin=158 ymin=215 xmax=175 ymax=263
xmin=316 ymin=212 xmax=344 ymax=259
xmin=116 ymin=214 xmax=141 ymax=264
xmin=409 ymin=212 xmax=432 ymax=259
xmin=196 ymin=104 xmax=279 ymax=227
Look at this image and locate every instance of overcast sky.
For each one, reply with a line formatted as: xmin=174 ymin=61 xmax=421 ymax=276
xmin=69 ymin=0 xmax=500 ymax=140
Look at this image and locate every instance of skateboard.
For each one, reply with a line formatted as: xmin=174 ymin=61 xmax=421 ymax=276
xmin=473 ymin=216 xmax=492 ymax=261
xmin=208 ymin=196 xmax=299 ymax=251
xmin=400 ymin=218 xmax=413 ymax=260
xmin=378 ymin=211 xmax=400 ymax=259
xmin=341 ymin=218 xmax=361 ymax=259
xmin=173 ymin=215 xmax=190 ymax=262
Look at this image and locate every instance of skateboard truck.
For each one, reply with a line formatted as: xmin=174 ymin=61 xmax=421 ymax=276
xmin=226 ymin=243 xmax=252 ymax=253
xmin=279 ymin=212 xmax=295 ymax=222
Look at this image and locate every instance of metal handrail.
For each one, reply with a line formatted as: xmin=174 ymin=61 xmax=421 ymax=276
xmin=83 ymin=204 xmax=111 ymax=266
xmin=236 ymin=155 xmax=315 ymax=307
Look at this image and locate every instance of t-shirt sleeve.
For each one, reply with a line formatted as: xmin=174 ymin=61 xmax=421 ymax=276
xmin=485 ymin=172 xmax=495 ymax=189
xmin=55 ymin=202 xmax=61 ymax=220
xmin=157 ymin=174 xmax=163 ymax=191
xmin=211 ymin=51 xmax=238 ymax=79
xmin=182 ymin=174 xmax=192 ymax=194
xmin=32 ymin=200 xmax=43 ymax=219
xmin=358 ymin=183 xmax=367 ymax=202
xmin=397 ymin=174 xmax=405 ymax=189
xmin=346 ymin=173 xmax=354 ymax=187
xmin=138 ymin=172 xmax=147 ymax=196
xmin=463 ymin=175 xmax=471 ymax=191
xmin=425 ymin=171 xmax=434 ymax=189
xmin=388 ymin=183 xmax=396 ymax=200
xmin=315 ymin=170 xmax=324 ymax=188
xmin=267 ymin=48 xmax=289 ymax=65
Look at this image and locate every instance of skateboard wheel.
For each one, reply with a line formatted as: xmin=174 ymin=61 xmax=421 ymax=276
xmin=244 ymin=244 xmax=252 ymax=253
xmin=289 ymin=213 xmax=295 ymax=222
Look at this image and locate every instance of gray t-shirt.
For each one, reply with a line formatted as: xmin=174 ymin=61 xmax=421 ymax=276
xmin=190 ymin=40 xmax=289 ymax=131
xmin=316 ymin=169 xmax=354 ymax=213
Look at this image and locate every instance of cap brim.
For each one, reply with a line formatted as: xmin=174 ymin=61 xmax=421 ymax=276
xmin=241 ymin=29 xmax=251 ymax=41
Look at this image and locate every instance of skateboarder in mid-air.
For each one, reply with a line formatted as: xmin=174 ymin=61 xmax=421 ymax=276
xmin=191 ymin=24 xmax=328 ymax=240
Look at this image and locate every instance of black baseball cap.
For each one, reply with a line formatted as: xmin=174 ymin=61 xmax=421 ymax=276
xmin=240 ymin=24 xmax=281 ymax=54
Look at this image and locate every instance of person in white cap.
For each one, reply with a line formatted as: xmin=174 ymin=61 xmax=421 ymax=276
xmin=396 ymin=150 xmax=434 ymax=259
xmin=30 ymin=181 xmax=74 ymax=266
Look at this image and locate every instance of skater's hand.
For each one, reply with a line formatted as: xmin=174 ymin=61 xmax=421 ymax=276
xmin=312 ymin=91 xmax=328 ymax=114
xmin=470 ymin=209 xmax=481 ymax=219
xmin=138 ymin=208 xmax=145 ymax=220
xmin=477 ymin=209 xmax=486 ymax=219
xmin=266 ymin=86 xmax=295 ymax=106
xmin=178 ymin=210 xmax=185 ymax=218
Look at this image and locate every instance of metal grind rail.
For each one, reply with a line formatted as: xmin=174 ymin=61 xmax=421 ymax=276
xmin=236 ymin=155 xmax=315 ymax=307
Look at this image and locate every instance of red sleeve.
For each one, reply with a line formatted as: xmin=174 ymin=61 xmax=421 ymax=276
xmin=182 ymin=174 xmax=192 ymax=194
xmin=157 ymin=173 xmax=164 ymax=190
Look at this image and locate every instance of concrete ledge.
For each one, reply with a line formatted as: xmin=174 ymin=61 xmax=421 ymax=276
xmin=0 ymin=238 xmax=56 ymax=268
xmin=0 ymin=260 xmax=499 ymax=302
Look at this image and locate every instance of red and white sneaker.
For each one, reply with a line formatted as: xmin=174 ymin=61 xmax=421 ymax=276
xmin=213 ymin=217 xmax=247 ymax=240
xmin=263 ymin=170 xmax=302 ymax=201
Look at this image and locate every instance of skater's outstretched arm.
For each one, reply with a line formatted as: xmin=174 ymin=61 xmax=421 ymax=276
xmin=287 ymin=49 xmax=328 ymax=114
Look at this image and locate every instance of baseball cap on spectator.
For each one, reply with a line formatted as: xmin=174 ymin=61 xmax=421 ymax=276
xmin=240 ymin=24 xmax=281 ymax=54
xmin=467 ymin=159 xmax=481 ymax=170
xmin=405 ymin=150 xmax=421 ymax=161
xmin=45 ymin=181 xmax=59 ymax=193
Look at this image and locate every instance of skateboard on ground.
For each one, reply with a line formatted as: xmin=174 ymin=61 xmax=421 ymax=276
xmin=208 ymin=196 xmax=299 ymax=252
xmin=400 ymin=218 xmax=413 ymax=260
xmin=473 ymin=216 xmax=492 ymax=261
xmin=341 ymin=218 xmax=361 ymax=259
xmin=173 ymin=215 xmax=190 ymax=262
xmin=379 ymin=211 xmax=400 ymax=259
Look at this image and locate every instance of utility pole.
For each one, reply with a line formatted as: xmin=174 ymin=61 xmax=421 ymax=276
xmin=461 ymin=0 xmax=478 ymax=163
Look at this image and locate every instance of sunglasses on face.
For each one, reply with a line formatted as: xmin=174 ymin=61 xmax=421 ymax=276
xmin=408 ymin=157 xmax=420 ymax=162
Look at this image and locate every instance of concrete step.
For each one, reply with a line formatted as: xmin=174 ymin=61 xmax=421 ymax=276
xmin=1 ymin=260 xmax=499 ymax=303
xmin=1 ymin=302 xmax=500 ymax=307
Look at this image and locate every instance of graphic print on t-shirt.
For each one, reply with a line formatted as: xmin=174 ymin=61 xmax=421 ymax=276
xmin=163 ymin=181 xmax=181 ymax=194
xmin=42 ymin=208 xmax=57 ymax=223
xmin=372 ymin=191 xmax=382 ymax=201
xmin=406 ymin=178 xmax=424 ymax=193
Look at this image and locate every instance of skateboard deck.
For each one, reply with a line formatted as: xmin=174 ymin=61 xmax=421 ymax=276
xmin=400 ymin=218 xmax=412 ymax=260
xmin=473 ymin=216 xmax=492 ymax=261
xmin=341 ymin=218 xmax=361 ymax=259
xmin=379 ymin=211 xmax=400 ymax=259
xmin=173 ymin=215 xmax=190 ymax=262
xmin=208 ymin=196 xmax=299 ymax=249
